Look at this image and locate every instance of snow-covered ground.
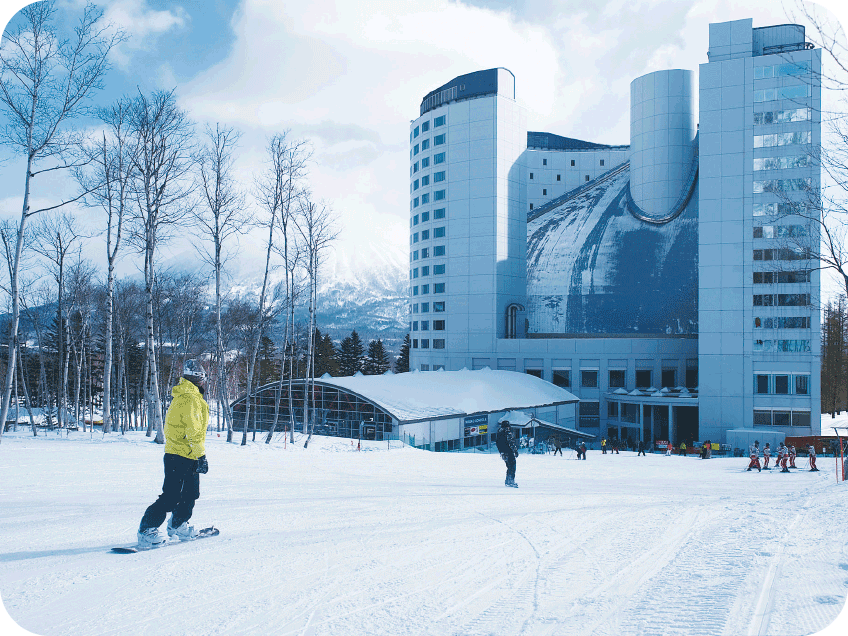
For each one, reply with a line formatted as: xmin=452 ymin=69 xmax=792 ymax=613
xmin=1 ymin=427 xmax=847 ymax=636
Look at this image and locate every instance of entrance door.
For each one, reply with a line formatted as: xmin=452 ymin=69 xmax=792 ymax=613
xmin=675 ymin=406 xmax=699 ymax=446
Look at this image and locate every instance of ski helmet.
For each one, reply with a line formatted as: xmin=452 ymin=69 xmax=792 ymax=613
xmin=183 ymin=359 xmax=207 ymax=383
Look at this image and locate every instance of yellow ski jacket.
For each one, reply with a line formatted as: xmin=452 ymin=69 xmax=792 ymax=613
xmin=164 ymin=378 xmax=209 ymax=460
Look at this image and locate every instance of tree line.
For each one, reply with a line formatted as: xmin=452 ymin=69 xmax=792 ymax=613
xmin=0 ymin=1 xmax=397 ymax=447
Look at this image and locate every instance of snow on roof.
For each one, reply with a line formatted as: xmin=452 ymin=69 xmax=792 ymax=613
xmin=498 ymin=410 xmax=596 ymax=439
xmin=318 ymin=368 xmax=578 ymax=423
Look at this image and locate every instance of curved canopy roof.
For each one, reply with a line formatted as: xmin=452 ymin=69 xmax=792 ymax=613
xmin=318 ymin=368 xmax=578 ymax=424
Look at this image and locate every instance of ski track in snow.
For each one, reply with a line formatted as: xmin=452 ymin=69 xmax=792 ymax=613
xmin=0 ymin=431 xmax=847 ymax=636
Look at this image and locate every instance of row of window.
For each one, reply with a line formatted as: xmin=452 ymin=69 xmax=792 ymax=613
xmin=753 ymin=224 xmax=808 ymax=238
xmin=753 ymin=177 xmax=811 ymax=193
xmin=410 ymin=320 xmax=446 ymax=331
xmin=753 ymin=131 xmax=811 ymax=148
xmin=553 ymin=368 xmax=697 ymax=390
xmin=410 ymin=301 xmax=445 ymax=314
xmin=753 ymin=202 xmax=807 ymax=217
xmin=753 ymin=270 xmax=811 ymax=284
xmin=410 ymin=226 xmax=446 ymax=244
xmin=754 ymin=373 xmax=810 ymax=395
xmin=411 ymin=283 xmax=446 ymax=296
xmin=411 ymin=208 xmax=446 ymax=227
xmin=753 ymin=61 xmax=811 ymax=80
xmin=753 ymin=339 xmax=812 ymax=352
xmin=411 ymin=245 xmax=446 ymax=261
xmin=753 ymin=107 xmax=811 ymax=126
xmin=411 ymin=338 xmax=446 ymax=349
xmin=410 ymin=264 xmax=446 ymax=279
xmin=753 ymin=155 xmax=811 ymax=171
xmin=411 ymin=134 xmax=446 ymax=158
xmin=753 ymin=409 xmax=811 ymax=427
xmin=410 ymin=115 xmax=445 ymax=142
xmin=753 ymin=84 xmax=812 ymax=103
xmin=411 ymin=190 xmax=446 ymax=209
xmin=411 ymin=171 xmax=446 ymax=191
xmin=410 ymin=152 xmax=446 ymax=176
xmin=530 ymin=160 xmax=604 ymax=178
xmin=754 ymin=316 xmax=810 ymax=329
xmin=753 ymin=248 xmax=811 ymax=261
xmin=753 ymin=293 xmax=811 ymax=306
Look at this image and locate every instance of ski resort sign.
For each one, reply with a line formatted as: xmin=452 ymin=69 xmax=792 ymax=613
xmin=464 ymin=414 xmax=488 ymax=436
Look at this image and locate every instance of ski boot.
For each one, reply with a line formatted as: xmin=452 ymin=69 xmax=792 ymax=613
xmin=168 ymin=518 xmax=199 ymax=541
xmin=137 ymin=527 xmax=167 ymax=548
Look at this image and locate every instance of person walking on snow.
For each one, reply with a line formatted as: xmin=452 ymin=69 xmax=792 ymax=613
xmin=579 ymin=441 xmax=587 ymax=460
xmin=137 ymin=359 xmax=210 ymax=547
xmin=637 ymin=440 xmax=646 ymax=456
xmin=601 ymin=438 xmax=607 ymax=454
xmin=776 ymin=442 xmax=789 ymax=472
xmin=666 ymin=441 xmax=673 ymax=456
xmin=789 ymin=445 xmax=797 ymax=468
xmin=808 ymin=445 xmax=819 ymax=472
xmin=496 ymin=421 xmax=519 ymax=487
xmin=747 ymin=440 xmax=761 ymax=472
xmin=763 ymin=442 xmax=772 ymax=470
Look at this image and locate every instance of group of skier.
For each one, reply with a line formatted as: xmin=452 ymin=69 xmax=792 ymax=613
xmin=746 ymin=440 xmax=819 ymax=473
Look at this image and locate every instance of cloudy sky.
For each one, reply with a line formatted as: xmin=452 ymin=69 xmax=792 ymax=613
xmin=1 ymin=0 xmax=847 ymax=290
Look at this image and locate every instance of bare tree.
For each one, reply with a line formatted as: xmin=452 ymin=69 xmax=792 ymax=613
xmin=77 ymin=97 xmax=137 ymax=433
xmin=126 ymin=89 xmax=195 ymax=444
xmin=295 ymin=196 xmax=338 ymax=448
xmin=194 ymin=123 xmax=246 ymax=442
xmin=0 ymin=1 xmax=123 ymax=440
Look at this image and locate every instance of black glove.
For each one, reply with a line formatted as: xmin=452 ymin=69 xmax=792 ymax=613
xmin=196 ymin=455 xmax=208 ymax=474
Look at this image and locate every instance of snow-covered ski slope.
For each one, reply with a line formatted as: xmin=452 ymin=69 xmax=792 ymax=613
xmin=1 ymin=429 xmax=846 ymax=636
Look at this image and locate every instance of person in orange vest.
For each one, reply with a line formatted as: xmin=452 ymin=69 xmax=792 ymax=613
xmin=666 ymin=441 xmax=672 ymax=456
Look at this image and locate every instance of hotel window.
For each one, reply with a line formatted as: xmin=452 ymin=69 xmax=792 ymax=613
xmin=434 ymin=190 xmax=446 ymax=201
xmin=571 ymin=159 xmax=575 ymax=166
xmin=530 ymin=172 xmax=534 ymax=179
xmin=434 ymin=152 xmax=445 ymax=164
xmin=412 ymin=286 xmax=418 ymax=296
xmin=421 ymin=193 xmax=429 ymax=204
xmin=414 ymin=144 xmax=419 ymax=155
xmin=434 ymin=208 xmax=446 ymax=219
xmin=414 ymin=126 xmax=419 ymax=138
xmin=553 ymin=369 xmax=570 ymax=388
xmin=413 ymin=179 xmax=419 ymax=190
xmin=412 ymin=321 xmax=418 ymax=331
xmin=608 ymin=402 xmax=619 ymax=418
xmin=685 ymin=367 xmax=698 ymax=389
xmin=433 ymin=245 xmax=445 ymax=256
xmin=422 ymin=157 xmax=430 ymax=168
xmin=413 ymin=161 xmax=419 ymax=173
xmin=557 ymin=174 xmax=561 ymax=181
xmin=581 ymin=370 xmax=598 ymax=388
xmin=608 ymin=369 xmax=625 ymax=388
xmin=421 ymin=139 xmax=430 ymax=150
xmin=543 ymin=189 xmax=547 ymax=195
xmin=421 ymin=339 xmax=430 ymax=349
xmin=411 ymin=304 xmax=417 ymax=313
xmin=421 ymin=285 xmax=429 ymax=295
xmin=774 ymin=375 xmax=790 ymax=394
xmin=412 ymin=250 xmax=418 ymax=260
xmin=433 ymin=320 xmax=445 ymax=330
xmin=413 ymin=214 xmax=419 ymax=225
xmin=420 ymin=302 xmax=429 ymax=313
xmin=413 ymin=197 xmax=419 ymax=208
xmin=422 ymin=121 xmax=430 ymax=132
xmin=421 ymin=211 xmax=429 ymax=222
xmin=755 ymin=374 xmax=769 ymax=394
xmin=434 ymin=134 xmax=446 ymax=145
xmin=434 ymin=226 xmax=445 ymax=238
xmin=434 ymin=115 xmax=445 ymax=127
xmin=433 ymin=301 xmax=445 ymax=312
xmin=421 ymin=175 xmax=429 ymax=186
xmin=421 ymin=320 xmax=429 ymax=331
xmin=600 ymin=159 xmax=604 ymax=166
xmin=543 ymin=158 xmax=547 ymax=165
xmin=530 ymin=203 xmax=534 ymax=210
xmin=434 ymin=171 xmax=445 ymax=182
xmin=412 ymin=268 xmax=418 ymax=278
xmin=421 ymin=248 xmax=429 ymax=258
xmin=635 ymin=369 xmax=652 ymax=388
xmin=421 ymin=229 xmax=429 ymax=240
xmin=421 ymin=265 xmax=429 ymax=276
xmin=796 ymin=375 xmax=810 ymax=395
xmin=433 ymin=264 xmax=445 ymax=275
xmin=579 ymin=402 xmax=600 ymax=427
xmin=412 ymin=339 xmax=418 ymax=348
xmin=661 ymin=369 xmax=676 ymax=388
xmin=434 ymin=283 xmax=445 ymax=293
xmin=585 ymin=175 xmax=590 ymax=181
xmin=433 ymin=339 xmax=445 ymax=349
xmin=412 ymin=232 xmax=419 ymax=243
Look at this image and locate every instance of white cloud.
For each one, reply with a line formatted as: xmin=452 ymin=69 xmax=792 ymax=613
xmin=102 ymin=0 xmax=189 ymax=69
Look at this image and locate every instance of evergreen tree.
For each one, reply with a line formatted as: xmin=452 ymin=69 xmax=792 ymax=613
xmin=363 ymin=338 xmax=391 ymax=375
xmin=337 ymin=329 xmax=365 ymax=376
xmin=313 ymin=328 xmax=340 ymax=377
xmin=395 ymin=334 xmax=411 ymax=373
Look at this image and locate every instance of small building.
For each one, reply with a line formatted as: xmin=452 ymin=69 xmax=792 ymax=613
xmin=230 ymin=368 xmax=578 ymax=451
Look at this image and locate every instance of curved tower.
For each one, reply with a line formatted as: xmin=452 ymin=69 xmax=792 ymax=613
xmin=629 ymin=69 xmax=696 ymax=218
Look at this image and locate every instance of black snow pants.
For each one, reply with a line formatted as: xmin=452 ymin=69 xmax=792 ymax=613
xmin=501 ymin=453 xmax=516 ymax=483
xmin=140 ymin=453 xmax=200 ymax=531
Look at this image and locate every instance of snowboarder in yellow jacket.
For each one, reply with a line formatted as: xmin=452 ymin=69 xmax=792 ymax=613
xmin=137 ymin=360 xmax=210 ymax=547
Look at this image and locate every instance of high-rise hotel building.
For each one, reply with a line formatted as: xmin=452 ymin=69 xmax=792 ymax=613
xmin=406 ymin=18 xmax=821 ymax=447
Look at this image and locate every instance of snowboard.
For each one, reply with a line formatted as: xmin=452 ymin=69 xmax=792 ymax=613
xmin=111 ymin=526 xmax=219 ymax=553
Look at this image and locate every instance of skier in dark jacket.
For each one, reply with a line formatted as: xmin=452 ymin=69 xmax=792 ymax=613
xmin=496 ymin=421 xmax=519 ymax=487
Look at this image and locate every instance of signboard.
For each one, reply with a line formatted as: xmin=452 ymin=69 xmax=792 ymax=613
xmin=464 ymin=414 xmax=488 ymax=426
xmin=464 ymin=415 xmax=488 ymax=437
xmin=655 ymin=440 xmax=669 ymax=449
